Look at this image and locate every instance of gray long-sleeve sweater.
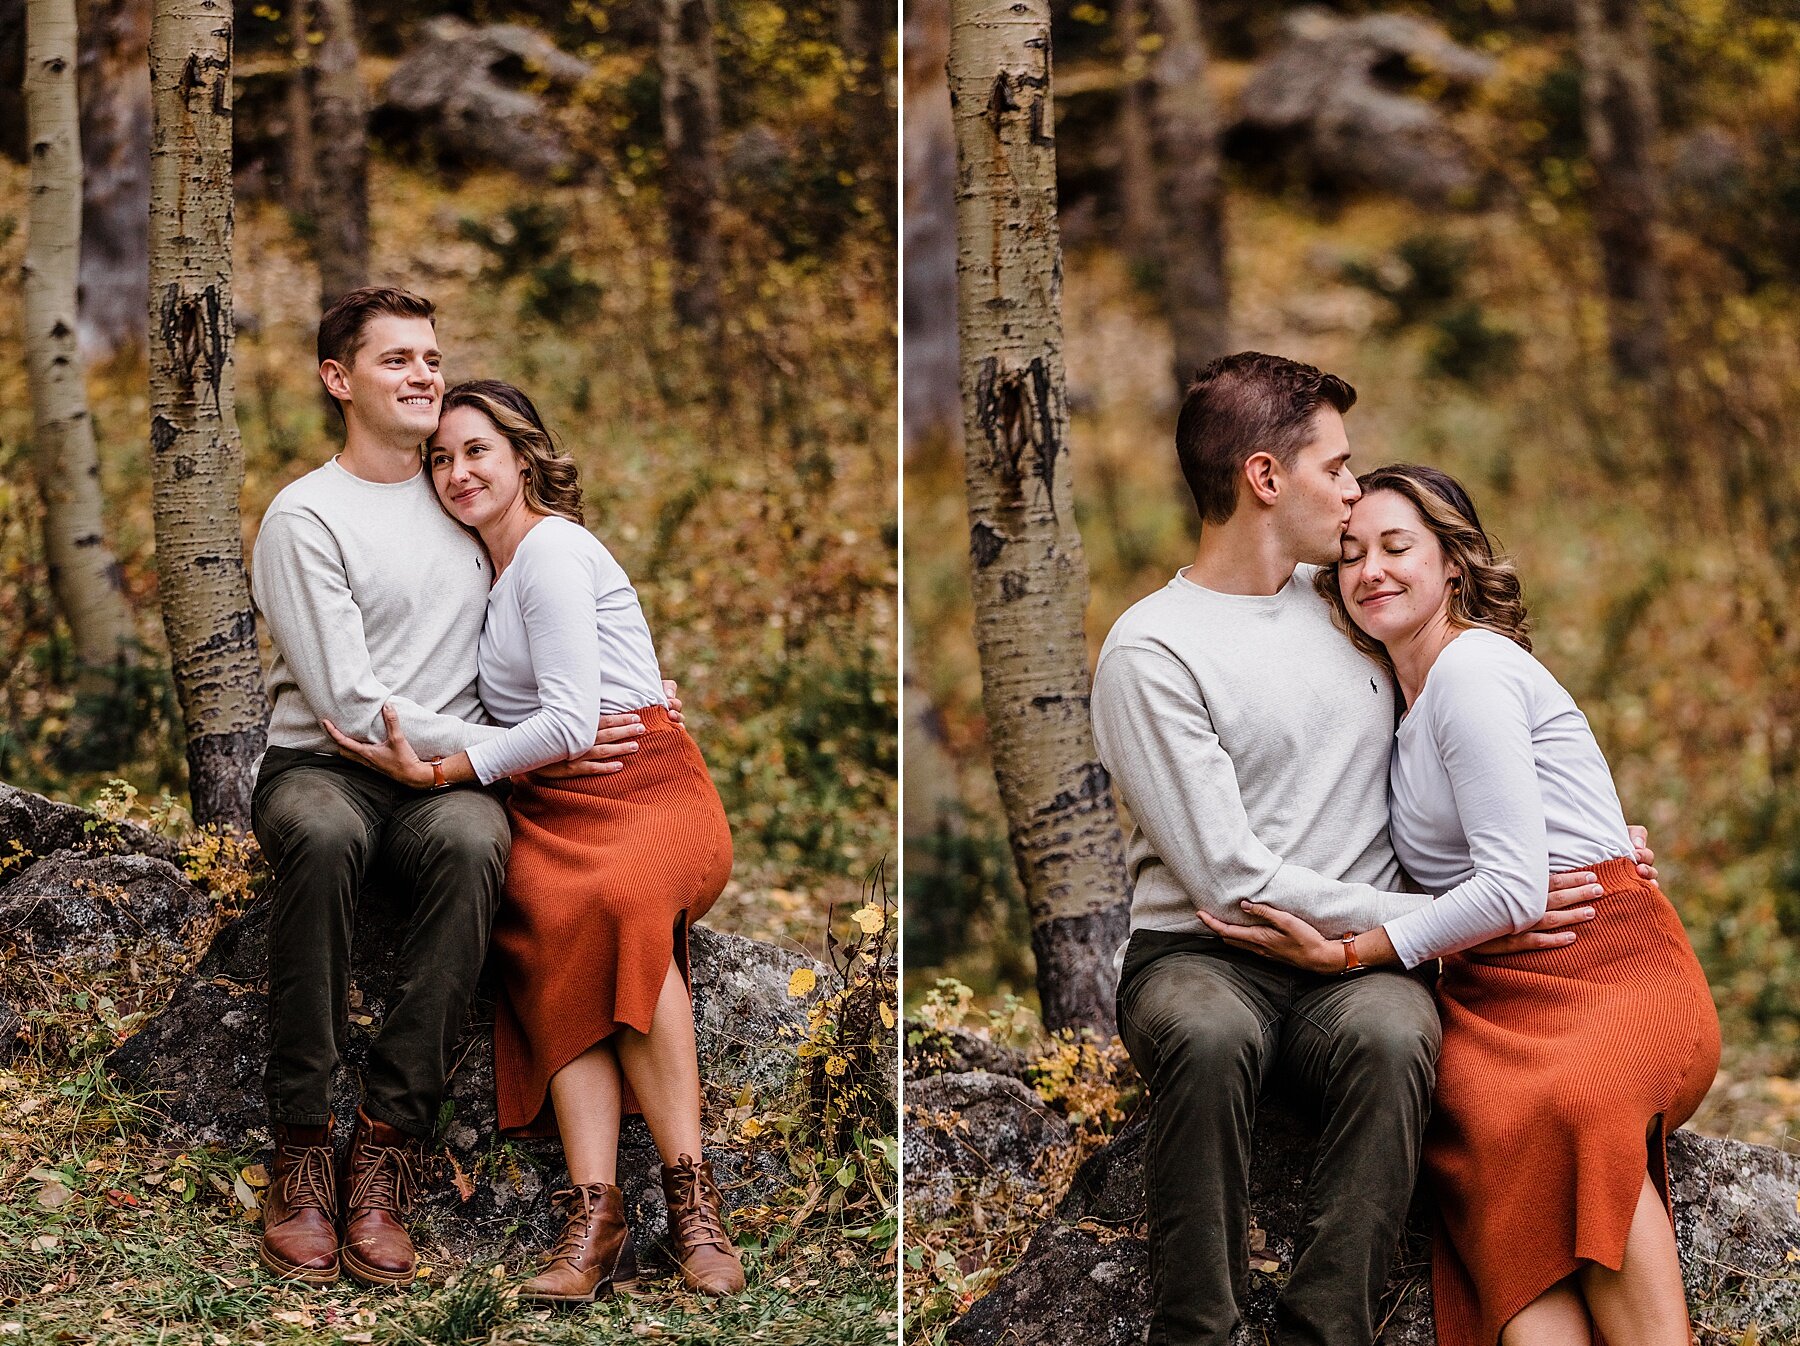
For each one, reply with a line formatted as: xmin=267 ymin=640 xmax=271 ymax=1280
xmin=1090 ymin=566 xmax=1430 ymax=938
xmin=251 ymin=458 xmax=504 ymax=763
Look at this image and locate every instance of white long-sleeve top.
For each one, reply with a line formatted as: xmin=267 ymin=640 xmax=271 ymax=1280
xmin=1091 ymin=567 xmax=1431 ymax=938
xmin=1382 ymin=627 xmax=1637 ymax=968
xmin=462 ymin=515 xmax=668 ymax=785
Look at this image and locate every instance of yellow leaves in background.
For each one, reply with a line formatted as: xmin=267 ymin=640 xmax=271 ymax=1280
xmin=787 ymin=967 xmax=818 ymax=999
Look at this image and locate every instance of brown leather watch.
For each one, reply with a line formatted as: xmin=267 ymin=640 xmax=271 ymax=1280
xmin=1340 ymin=933 xmax=1364 ymax=974
xmin=430 ymin=757 xmax=450 ymax=790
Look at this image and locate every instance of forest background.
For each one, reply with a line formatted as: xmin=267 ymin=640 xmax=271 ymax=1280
xmin=905 ymin=0 xmax=1800 ymax=1156
xmin=0 ymin=0 xmax=897 ymax=1341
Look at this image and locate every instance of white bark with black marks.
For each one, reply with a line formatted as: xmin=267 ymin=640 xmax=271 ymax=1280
xmin=24 ymin=0 xmax=138 ymax=680
xmin=949 ymin=0 xmax=1130 ymax=1034
xmin=148 ymin=0 xmax=266 ymax=830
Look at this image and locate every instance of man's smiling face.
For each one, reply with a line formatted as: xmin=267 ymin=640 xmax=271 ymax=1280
xmin=325 ymin=315 xmax=444 ymax=444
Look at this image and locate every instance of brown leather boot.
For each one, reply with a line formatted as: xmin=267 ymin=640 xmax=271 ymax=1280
xmin=339 ymin=1108 xmax=420 ymax=1288
xmin=660 ymin=1154 xmax=745 ymax=1295
xmin=258 ymin=1120 xmax=340 ymax=1285
xmin=518 ymin=1182 xmax=634 ymax=1304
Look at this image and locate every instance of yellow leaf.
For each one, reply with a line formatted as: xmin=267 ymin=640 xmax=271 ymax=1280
xmin=879 ymin=1002 xmax=895 ymax=1029
xmin=850 ymin=904 xmax=885 ymax=935
xmin=741 ymin=1117 xmax=765 ymax=1139
xmin=787 ymin=967 xmax=817 ymax=998
xmin=825 ymin=1055 xmax=848 ymax=1076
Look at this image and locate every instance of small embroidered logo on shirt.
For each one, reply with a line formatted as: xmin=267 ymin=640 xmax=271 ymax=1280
xmin=1370 ymin=678 xmax=1378 ymax=693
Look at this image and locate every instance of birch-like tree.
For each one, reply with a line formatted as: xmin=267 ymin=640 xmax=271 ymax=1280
xmin=659 ymin=0 xmax=723 ymax=335
xmin=25 ymin=0 xmax=138 ymax=693
xmin=1574 ymin=0 xmax=1669 ymax=385
xmin=149 ymin=0 xmax=267 ymax=830
xmin=1147 ymin=0 xmax=1229 ymax=393
xmin=948 ymin=0 xmax=1131 ymax=1033
xmin=311 ymin=0 xmax=368 ymax=308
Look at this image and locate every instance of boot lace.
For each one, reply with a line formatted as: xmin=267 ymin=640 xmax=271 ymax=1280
xmin=348 ymin=1140 xmax=417 ymax=1216
xmin=543 ymin=1185 xmax=603 ymax=1271
xmin=666 ymin=1157 xmax=729 ymax=1251
xmin=276 ymin=1141 xmax=337 ymax=1215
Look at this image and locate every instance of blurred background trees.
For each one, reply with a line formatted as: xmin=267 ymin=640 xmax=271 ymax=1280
xmin=0 ymin=0 xmax=897 ymax=884
xmin=907 ymin=0 xmax=1800 ymax=1140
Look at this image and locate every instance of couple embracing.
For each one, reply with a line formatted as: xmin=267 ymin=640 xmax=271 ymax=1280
xmin=249 ymin=286 xmax=740 ymax=1302
xmin=1094 ymin=353 xmax=1720 ymax=1346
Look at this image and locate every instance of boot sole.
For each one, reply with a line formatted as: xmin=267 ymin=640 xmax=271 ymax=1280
xmin=341 ymin=1246 xmax=417 ymax=1289
xmin=517 ymin=1279 xmax=621 ymax=1306
xmin=257 ymin=1243 xmax=340 ymax=1286
xmin=677 ymin=1266 xmax=746 ymax=1296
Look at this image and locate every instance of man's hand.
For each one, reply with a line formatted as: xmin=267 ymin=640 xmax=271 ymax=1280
xmin=1198 ymin=903 xmax=1343 ymax=975
xmin=1627 ymin=823 xmax=1658 ymax=885
xmin=1466 ymin=870 xmax=1601 ymax=957
xmin=529 ymin=713 xmax=645 ymax=779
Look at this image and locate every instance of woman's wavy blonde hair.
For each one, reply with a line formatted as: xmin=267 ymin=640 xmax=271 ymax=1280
xmin=1314 ymin=462 xmax=1531 ymax=670
xmin=432 ymin=380 xmax=585 ymax=526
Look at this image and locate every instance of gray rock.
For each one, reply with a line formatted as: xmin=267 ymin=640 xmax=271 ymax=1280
xmin=0 ymin=782 xmax=178 ymax=866
xmin=0 ymin=850 xmax=211 ymax=969
xmin=904 ymin=1070 xmax=1074 ymax=1222
xmin=375 ymin=17 xmax=592 ymax=176
xmin=904 ymin=1021 xmax=1034 ymax=1082
xmin=944 ymin=1110 xmax=1800 ymax=1345
xmin=1231 ymin=9 xmax=1497 ymax=207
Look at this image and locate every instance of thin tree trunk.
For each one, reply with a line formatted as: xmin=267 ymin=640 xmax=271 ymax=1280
xmin=659 ymin=0 xmax=722 ymax=335
xmin=1573 ymin=0 xmax=1669 ymax=385
xmin=75 ymin=0 xmax=149 ymax=359
xmin=948 ymin=0 xmax=1130 ymax=1035
xmin=310 ymin=0 xmax=366 ymax=308
xmin=1113 ymin=0 xmax=1159 ymax=270
xmin=1147 ymin=0 xmax=1228 ymax=393
xmin=841 ymin=0 xmax=896 ymax=239
xmin=25 ymin=0 xmax=138 ymax=688
xmin=283 ymin=0 xmax=314 ymax=217
xmin=149 ymin=0 xmax=266 ymax=831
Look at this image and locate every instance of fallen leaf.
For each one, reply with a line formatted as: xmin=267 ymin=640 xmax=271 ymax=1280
xmin=24 ymin=1167 xmax=61 ymax=1184
xmin=271 ymin=1310 xmax=314 ymax=1327
xmin=242 ymin=1163 xmax=269 ymax=1189
xmin=208 ymin=1172 xmax=232 ymax=1197
xmin=28 ymin=1236 xmax=58 ymax=1252
xmin=233 ymin=1174 xmax=261 ymax=1212
xmin=103 ymin=1188 xmax=139 ymax=1208
xmin=787 ymin=967 xmax=817 ymax=998
xmin=35 ymin=1180 xmax=72 ymax=1209
xmin=879 ymin=1002 xmax=895 ymax=1029
xmin=448 ymin=1152 xmax=475 ymax=1202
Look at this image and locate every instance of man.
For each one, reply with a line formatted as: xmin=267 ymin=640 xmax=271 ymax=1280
xmin=1090 ymin=352 xmax=1646 ymax=1345
xmin=249 ymin=287 xmax=657 ymax=1288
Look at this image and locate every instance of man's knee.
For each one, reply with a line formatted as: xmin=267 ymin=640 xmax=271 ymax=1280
xmin=1335 ymin=979 xmax=1440 ymax=1089
xmin=405 ymin=792 xmax=510 ymax=875
xmin=255 ymin=776 xmax=374 ymax=875
xmin=1124 ymin=957 xmax=1268 ymax=1089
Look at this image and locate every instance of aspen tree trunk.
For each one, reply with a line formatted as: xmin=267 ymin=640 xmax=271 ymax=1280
xmin=1147 ymin=0 xmax=1228 ymax=393
xmin=25 ymin=0 xmax=138 ymax=690
xmin=75 ymin=0 xmax=150 ymax=358
xmin=282 ymin=0 xmax=315 ymax=216
xmin=310 ymin=0 xmax=367 ymax=308
xmin=659 ymin=0 xmax=723 ymax=335
xmin=948 ymin=0 xmax=1131 ymax=1034
xmin=1113 ymin=0 xmax=1160 ymax=270
xmin=1573 ymin=0 xmax=1669 ymax=385
xmin=149 ymin=0 xmax=267 ymax=831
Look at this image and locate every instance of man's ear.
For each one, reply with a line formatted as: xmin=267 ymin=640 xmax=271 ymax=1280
xmin=319 ymin=359 xmax=352 ymax=403
xmin=1242 ymin=451 xmax=1282 ymax=507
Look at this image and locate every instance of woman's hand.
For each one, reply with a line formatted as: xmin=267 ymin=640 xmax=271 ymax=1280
xmin=1198 ymin=902 xmax=1344 ymax=974
xmin=322 ymin=705 xmax=435 ymax=788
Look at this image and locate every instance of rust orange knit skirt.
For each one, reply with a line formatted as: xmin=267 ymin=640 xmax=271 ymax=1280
xmin=1427 ymin=856 xmax=1719 ymax=1345
xmin=492 ymin=706 xmax=733 ymax=1137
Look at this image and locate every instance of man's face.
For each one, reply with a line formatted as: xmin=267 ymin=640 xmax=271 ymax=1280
xmin=1274 ymin=408 xmax=1359 ymax=565
xmin=322 ymin=315 xmax=444 ymax=444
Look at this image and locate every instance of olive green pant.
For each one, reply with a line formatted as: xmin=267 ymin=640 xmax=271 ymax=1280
xmin=1116 ymin=932 xmax=1441 ymax=1346
xmin=251 ymin=746 xmax=509 ymax=1138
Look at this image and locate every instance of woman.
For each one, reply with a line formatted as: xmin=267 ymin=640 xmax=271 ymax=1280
xmin=324 ymin=380 xmax=742 ymax=1303
xmin=1201 ymin=463 xmax=1718 ymax=1346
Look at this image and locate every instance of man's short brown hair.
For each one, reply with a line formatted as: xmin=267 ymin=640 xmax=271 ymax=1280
xmin=1175 ymin=352 xmax=1357 ymax=525
xmin=316 ymin=286 xmax=436 ymax=375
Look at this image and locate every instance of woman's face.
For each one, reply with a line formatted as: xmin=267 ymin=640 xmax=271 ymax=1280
xmin=1336 ymin=489 xmax=1459 ymax=645
xmin=428 ymin=405 xmax=530 ymax=529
